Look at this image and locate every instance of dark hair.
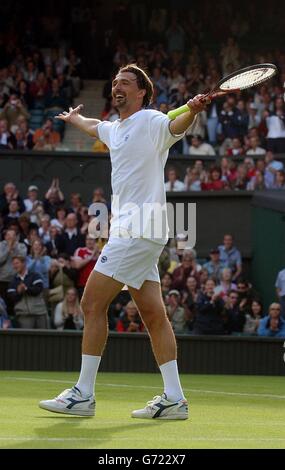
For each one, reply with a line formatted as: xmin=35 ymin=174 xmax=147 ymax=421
xmin=118 ymin=64 xmax=153 ymax=107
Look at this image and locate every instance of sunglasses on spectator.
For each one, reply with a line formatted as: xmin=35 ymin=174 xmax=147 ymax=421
xmin=270 ymin=307 xmax=280 ymax=310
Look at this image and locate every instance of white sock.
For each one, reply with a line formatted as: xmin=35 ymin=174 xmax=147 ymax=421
xmin=159 ymin=360 xmax=185 ymax=402
xmin=75 ymin=354 xmax=101 ymax=398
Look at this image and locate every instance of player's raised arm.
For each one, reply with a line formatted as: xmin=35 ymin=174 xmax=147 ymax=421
xmin=55 ymin=104 xmax=101 ymax=138
xmin=169 ymin=94 xmax=210 ymax=135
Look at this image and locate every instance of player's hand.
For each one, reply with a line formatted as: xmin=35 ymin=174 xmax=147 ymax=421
xmin=55 ymin=104 xmax=84 ymax=122
xmin=187 ymin=94 xmax=211 ymax=114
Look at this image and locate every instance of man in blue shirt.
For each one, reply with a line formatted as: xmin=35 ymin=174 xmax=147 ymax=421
xmin=218 ymin=234 xmax=242 ymax=281
xmin=275 ymin=268 xmax=285 ymax=318
xmin=258 ymin=303 xmax=285 ymax=338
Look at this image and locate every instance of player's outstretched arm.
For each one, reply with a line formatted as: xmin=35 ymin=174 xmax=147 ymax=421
xmin=169 ymin=94 xmax=210 ymax=135
xmin=55 ymin=105 xmax=101 ymax=138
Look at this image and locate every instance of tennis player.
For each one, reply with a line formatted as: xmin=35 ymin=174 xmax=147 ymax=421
xmin=39 ymin=64 xmax=209 ymax=419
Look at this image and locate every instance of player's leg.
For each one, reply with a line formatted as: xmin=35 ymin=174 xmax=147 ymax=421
xmin=39 ymin=271 xmax=123 ymax=416
xmin=129 ymin=280 xmax=188 ymax=419
xmin=74 ymin=271 xmax=124 ymax=396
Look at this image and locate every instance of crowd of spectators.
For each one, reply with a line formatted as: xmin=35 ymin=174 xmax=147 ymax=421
xmin=0 ymin=38 xmax=82 ymax=150
xmin=164 ymin=151 xmax=285 ymax=192
xmin=99 ymin=5 xmax=285 ymax=167
xmin=0 ymin=179 xmax=284 ymax=338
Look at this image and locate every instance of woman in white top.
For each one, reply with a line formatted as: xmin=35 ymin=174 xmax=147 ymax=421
xmin=54 ymin=287 xmax=84 ymax=330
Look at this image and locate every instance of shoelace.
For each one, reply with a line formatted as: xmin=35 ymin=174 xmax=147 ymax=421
xmin=56 ymin=388 xmax=77 ymax=400
xmin=146 ymin=395 xmax=163 ymax=409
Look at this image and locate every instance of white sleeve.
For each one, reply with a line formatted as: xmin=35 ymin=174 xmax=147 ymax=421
xmin=148 ymin=111 xmax=185 ymax=153
xmin=54 ymin=302 xmax=64 ymax=329
xmin=97 ymin=121 xmax=113 ymax=147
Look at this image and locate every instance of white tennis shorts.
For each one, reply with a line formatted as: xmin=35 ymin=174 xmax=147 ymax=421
xmin=94 ymin=237 xmax=164 ymax=289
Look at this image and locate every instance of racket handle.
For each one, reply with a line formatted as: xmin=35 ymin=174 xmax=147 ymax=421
xmin=167 ymin=104 xmax=190 ymax=120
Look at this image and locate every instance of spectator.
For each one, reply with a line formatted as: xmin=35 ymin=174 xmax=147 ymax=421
xmin=45 ymin=78 xmax=67 ymax=112
xmin=26 ymin=239 xmax=52 ymax=293
xmin=232 ymin=163 xmax=249 ymax=190
xmin=0 ymin=119 xmax=16 ymax=149
xmin=275 ymin=267 xmax=285 ymax=318
xmin=171 ymin=249 xmax=201 ymax=291
xmin=265 ymin=97 xmax=285 ymax=153
xmin=49 ymin=253 xmax=77 ymax=296
xmin=264 ymin=151 xmax=284 ymax=189
xmin=0 ymin=296 xmax=12 ymax=329
xmin=223 ymin=289 xmax=246 ymax=334
xmin=43 ymin=178 xmax=65 ymax=218
xmin=219 ymin=95 xmax=240 ymax=141
xmin=247 ymin=102 xmax=261 ymax=130
xmin=243 ymin=157 xmax=256 ymax=180
xmin=193 ymin=279 xmax=225 ymax=335
xmin=92 ymin=187 xmax=107 ymax=205
xmin=236 ymin=279 xmax=256 ymax=314
xmin=68 ymin=192 xmax=83 ymax=215
xmin=23 ymin=185 xmax=42 ymax=218
xmin=188 ymin=134 xmax=215 ymax=156
xmin=166 ymin=289 xmax=188 ymax=334
xmin=57 ymin=212 xmax=85 ymax=257
xmin=201 ymin=167 xmax=225 ymax=191
xmin=0 ymin=94 xmax=30 ymax=129
xmin=7 ymin=255 xmax=48 ymax=329
xmin=3 ymin=200 xmax=21 ymax=228
xmin=50 ymin=206 xmax=67 ymax=231
xmin=226 ymin=137 xmax=244 ymax=157
xmin=243 ymin=299 xmax=263 ymax=335
xmin=218 ymin=234 xmax=242 ymax=280
xmin=257 ymin=303 xmax=285 ymax=338
xmin=72 ymin=235 xmax=100 ymax=297
xmin=235 ymin=99 xmax=249 ymax=138
xmin=29 ymin=71 xmax=50 ymax=109
xmin=246 ymin=170 xmax=266 ymax=190
xmin=45 ymin=225 xmax=61 ymax=258
xmin=184 ymin=167 xmax=201 ymax=191
xmin=33 ymin=118 xmax=61 ymax=148
xmin=203 ymin=248 xmax=227 ymax=283
xmin=165 ymin=167 xmax=185 ymax=192
xmin=207 ymin=101 xmax=221 ymax=145
xmin=246 ymin=136 xmax=266 ymax=156
xmin=18 ymin=119 xmax=34 ymax=150
xmin=161 ymin=272 xmax=172 ymax=301
xmin=272 ymin=170 xmax=285 ymax=190
xmin=0 ymin=228 xmax=27 ymax=310
xmin=182 ymin=275 xmax=199 ymax=311
xmin=78 ymin=206 xmax=90 ymax=236
xmin=0 ymin=182 xmax=25 ymax=217
xmin=215 ymin=267 xmax=237 ymax=300
xmin=38 ymin=214 xmax=51 ymax=244
xmin=54 ymin=287 xmax=84 ymax=330
xmin=116 ymin=301 xmax=144 ymax=332
xmin=18 ymin=213 xmax=38 ymax=244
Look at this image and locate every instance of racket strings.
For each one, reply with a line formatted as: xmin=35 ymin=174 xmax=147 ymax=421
xmin=220 ymin=67 xmax=276 ymax=91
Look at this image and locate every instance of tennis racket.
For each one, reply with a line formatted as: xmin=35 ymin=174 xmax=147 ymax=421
xmin=167 ymin=63 xmax=278 ymax=120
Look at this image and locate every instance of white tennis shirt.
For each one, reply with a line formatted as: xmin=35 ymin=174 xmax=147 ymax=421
xmin=97 ymin=109 xmax=184 ymax=245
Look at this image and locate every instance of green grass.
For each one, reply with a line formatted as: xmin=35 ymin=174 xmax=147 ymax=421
xmin=0 ymin=371 xmax=285 ymax=449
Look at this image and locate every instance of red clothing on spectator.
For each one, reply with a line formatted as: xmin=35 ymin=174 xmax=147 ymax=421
xmin=74 ymin=247 xmax=97 ymax=287
xmin=116 ymin=318 xmax=144 ymax=332
xmin=201 ymin=180 xmax=225 ymax=191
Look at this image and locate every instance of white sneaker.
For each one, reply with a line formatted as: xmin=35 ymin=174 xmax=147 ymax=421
xmin=39 ymin=386 xmax=95 ymax=417
xmin=131 ymin=393 xmax=189 ymax=420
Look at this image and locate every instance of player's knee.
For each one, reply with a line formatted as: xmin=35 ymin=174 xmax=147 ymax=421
xmin=80 ymin=298 xmax=108 ymax=319
xmin=141 ymin=307 xmax=168 ymax=331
